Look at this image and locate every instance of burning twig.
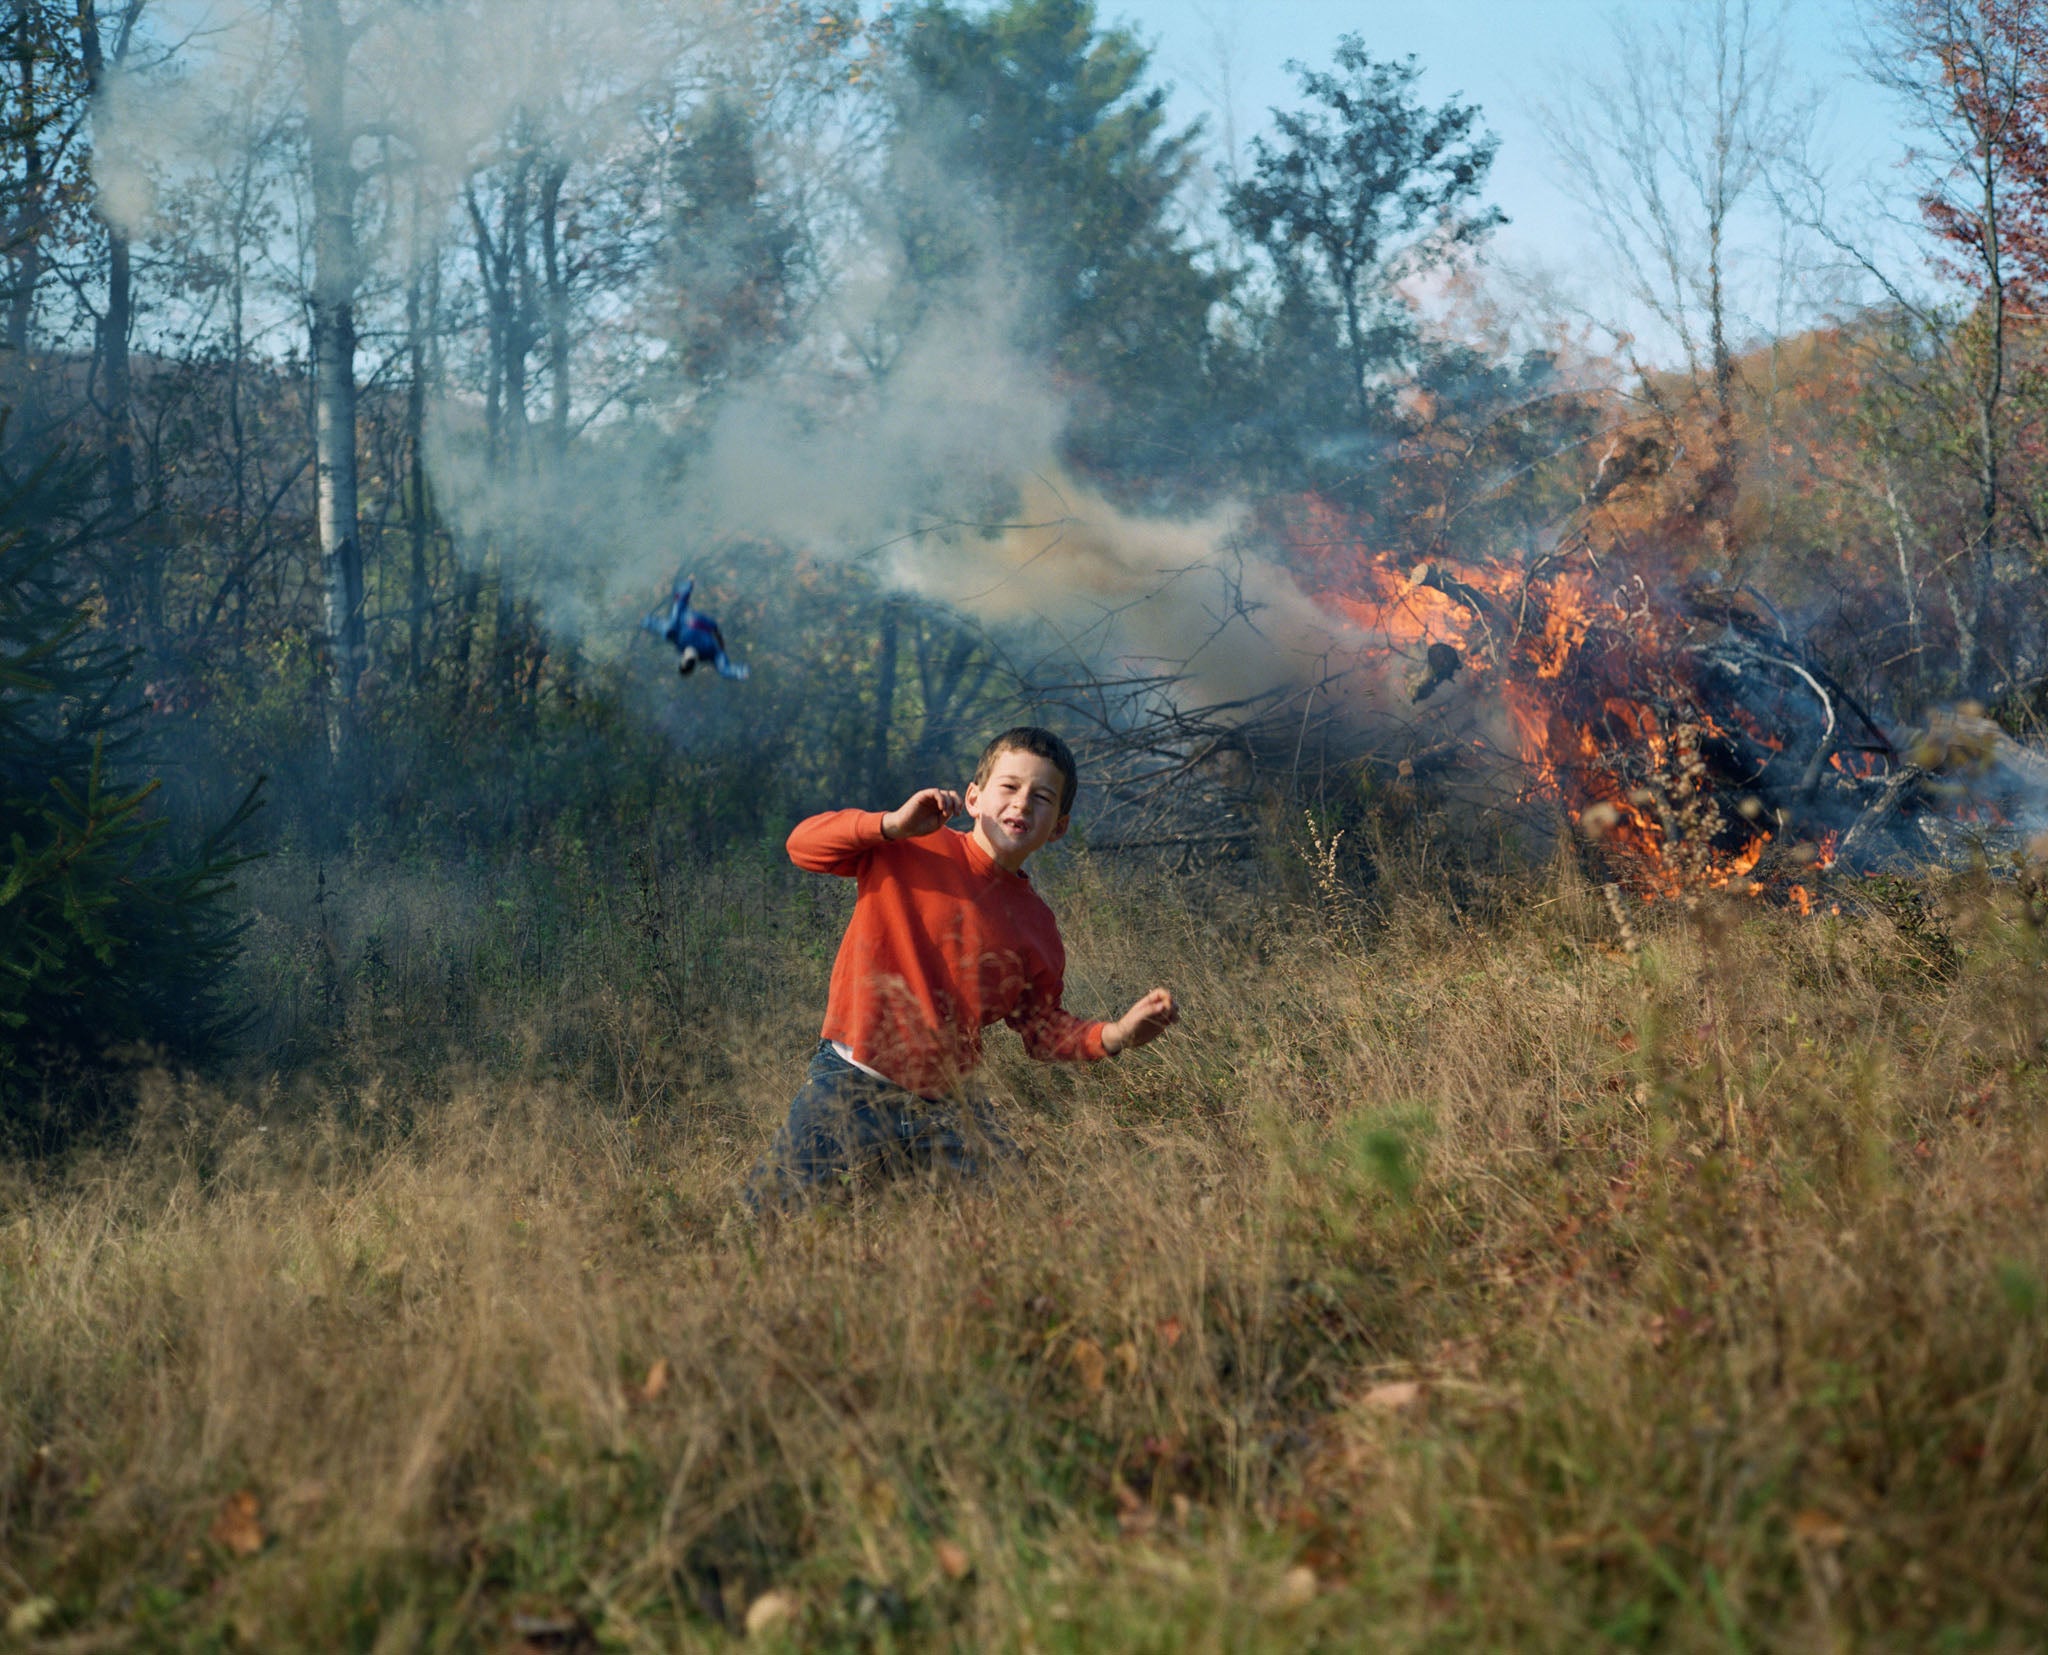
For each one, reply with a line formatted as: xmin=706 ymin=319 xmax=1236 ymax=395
xmin=1408 ymin=561 xmax=1505 ymax=658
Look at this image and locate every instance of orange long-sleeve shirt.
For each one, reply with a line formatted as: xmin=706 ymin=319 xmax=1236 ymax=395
xmin=787 ymin=809 xmax=1109 ymax=1094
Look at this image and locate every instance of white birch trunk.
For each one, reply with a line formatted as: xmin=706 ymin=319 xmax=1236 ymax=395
xmin=302 ymin=0 xmax=365 ymax=748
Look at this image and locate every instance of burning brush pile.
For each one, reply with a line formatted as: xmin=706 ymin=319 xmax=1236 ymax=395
xmin=1058 ymin=508 xmax=2046 ymax=904
xmin=1327 ymin=535 xmax=2047 ymax=903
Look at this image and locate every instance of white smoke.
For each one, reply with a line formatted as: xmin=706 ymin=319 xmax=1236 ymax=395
xmin=95 ymin=0 xmax=1372 ymax=713
xmin=652 ymin=267 xmax=1363 ymax=701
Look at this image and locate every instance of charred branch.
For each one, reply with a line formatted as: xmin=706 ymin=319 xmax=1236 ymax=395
xmin=1409 ymin=560 xmax=1507 ymax=656
xmin=1411 ymin=641 xmax=1462 ymax=703
xmin=1834 ymin=764 xmax=1927 ymax=865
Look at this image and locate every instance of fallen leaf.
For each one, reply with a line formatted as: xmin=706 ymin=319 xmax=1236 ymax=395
xmin=1791 ymin=1508 xmax=1848 ymax=1548
xmin=209 ymin=1489 xmax=265 ymax=1557
xmin=934 ymin=1539 xmax=972 ymax=1580
xmin=1156 ymin=1315 xmax=1184 ymax=1349
xmin=641 ymin=1357 xmax=672 ymax=1402
xmin=1069 ymin=1337 xmax=1107 ymax=1394
xmin=1113 ymin=1339 xmax=1141 ymax=1378
xmin=744 ymin=1589 xmax=798 ymax=1638
xmin=1358 ymin=1380 xmax=1421 ymax=1411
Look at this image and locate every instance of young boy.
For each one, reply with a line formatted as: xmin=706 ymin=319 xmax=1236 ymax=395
xmin=747 ymin=726 xmax=1177 ymax=1208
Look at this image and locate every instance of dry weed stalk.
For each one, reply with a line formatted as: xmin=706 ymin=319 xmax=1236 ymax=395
xmin=1302 ymin=809 xmax=1347 ymax=909
xmin=1599 ymin=880 xmax=1640 ymax=957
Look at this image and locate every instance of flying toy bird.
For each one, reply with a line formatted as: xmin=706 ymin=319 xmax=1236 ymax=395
xmin=642 ymin=577 xmax=749 ymax=680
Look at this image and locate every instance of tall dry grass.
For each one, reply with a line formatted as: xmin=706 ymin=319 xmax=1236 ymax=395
xmin=3 ymin=834 xmax=2046 ymax=1650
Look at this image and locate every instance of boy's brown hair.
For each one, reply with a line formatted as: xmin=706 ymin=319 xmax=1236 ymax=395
xmin=973 ymin=726 xmax=1079 ymax=816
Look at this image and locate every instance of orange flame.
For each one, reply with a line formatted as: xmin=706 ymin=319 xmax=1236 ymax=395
xmin=1285 ymin=502 xmax=1809 ymax=902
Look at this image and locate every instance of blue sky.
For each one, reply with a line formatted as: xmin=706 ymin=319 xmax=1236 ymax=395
xmin=1096 ymin=0 xmax=1925 ymax=358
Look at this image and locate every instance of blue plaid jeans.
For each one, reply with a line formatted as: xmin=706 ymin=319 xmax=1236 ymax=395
xmin=746 ymin=1041 xmax=1017 ymax=1211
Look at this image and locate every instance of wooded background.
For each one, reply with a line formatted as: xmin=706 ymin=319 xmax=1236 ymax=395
xmin=8 ymin=0 xmax=2048 ymax=1120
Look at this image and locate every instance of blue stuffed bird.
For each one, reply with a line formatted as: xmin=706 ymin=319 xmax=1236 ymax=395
xmin=642 ymin=577 xmax=748 ymax=680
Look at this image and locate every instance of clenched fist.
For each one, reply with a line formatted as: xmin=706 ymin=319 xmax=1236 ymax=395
xmin=882 ymin=787 xmax=964 ymax=841
xmin=1102 ymin=987 xmax=1178 ymax=1056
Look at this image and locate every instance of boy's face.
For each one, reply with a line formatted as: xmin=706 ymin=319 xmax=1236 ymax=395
xmin=965 ymin=748 xmax=1069 ymax=872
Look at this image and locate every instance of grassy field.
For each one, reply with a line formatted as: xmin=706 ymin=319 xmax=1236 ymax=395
xmin=3 ymin=827 xmax=2046 ymax=1651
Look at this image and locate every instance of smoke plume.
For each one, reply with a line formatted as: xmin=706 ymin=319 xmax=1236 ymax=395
xmin=96 ymin=0 xmax=1373 ymax=716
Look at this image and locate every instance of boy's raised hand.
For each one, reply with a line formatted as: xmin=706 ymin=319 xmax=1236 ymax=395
xmin=882 ymin=786 xmax=964 ymax=841
xmin=1103 ymin=987 xmax=1178 ymax=1056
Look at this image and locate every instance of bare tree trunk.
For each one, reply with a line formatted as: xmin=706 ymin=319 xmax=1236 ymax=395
xmin=404 ymin=173 xmax=438 ymax=688
xmin=1336 ymin=270 xmax=1369 ymax=426
xmin=302 ymin=0 xmax=366 ymax=753
xmin=80 ymin=1 xmax=151 ymax=638
xmin=467 ymin=143 xmax=536 ymax=476
xmin=465 ymin=158 xmax=537 ymax=716
xmin=6 ymin=0 xmax=45 ymax=435
xmin=405 ymin=276 xmax=430 ymax=685
xmin=1966 ymin=185 xmax=2004 ymax=700
xmin=539 ymin=156 xmax=570 ymax=463
xmin=1702 ymin=201 xmax=1740 ymax=549
xmin=505 ymin=153 xmax=533 ymax=472
xmin=1879 ymin=462 xmax=1923 ymax=662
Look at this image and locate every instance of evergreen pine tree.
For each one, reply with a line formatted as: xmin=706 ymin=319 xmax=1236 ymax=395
xmin=0 ymin=434 xmax=260 ymax=1148
xmin=883 ymin=0 xmax=1231 ymax=487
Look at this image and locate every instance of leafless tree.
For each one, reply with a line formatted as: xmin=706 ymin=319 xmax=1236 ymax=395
xmin=298 ymin=0 xmax=372 ymax=750
xmin=1538 ymin=0 xmax=1820 ymax=539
